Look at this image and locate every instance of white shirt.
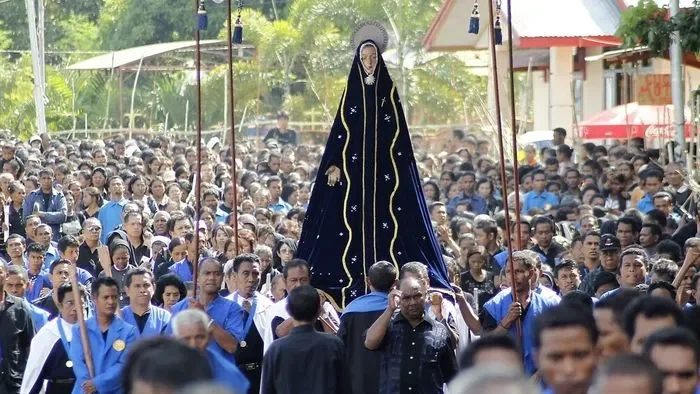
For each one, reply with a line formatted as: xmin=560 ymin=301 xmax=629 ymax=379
xmin=225 ymin=290 xmax=274 ymax=338
xmin=261 ymin=297 xmax=340 ymax=354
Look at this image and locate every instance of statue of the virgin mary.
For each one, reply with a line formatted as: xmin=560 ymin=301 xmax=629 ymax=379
xmin=297 ymin=22 xmax=452 ymax=309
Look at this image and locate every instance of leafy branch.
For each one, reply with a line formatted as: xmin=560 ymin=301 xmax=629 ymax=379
xmin=616 ymin=0 xmax=700 ymax=56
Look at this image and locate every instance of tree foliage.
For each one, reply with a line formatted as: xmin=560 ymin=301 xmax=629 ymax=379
xmin=616 ymin=0 xmax=700 ymax=56
xmin=0 ymin=0 xmax=488 ymax=136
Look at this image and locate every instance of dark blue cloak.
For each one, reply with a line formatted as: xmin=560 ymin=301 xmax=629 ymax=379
xmin=297 ymin=40 xmax=452 ymax=309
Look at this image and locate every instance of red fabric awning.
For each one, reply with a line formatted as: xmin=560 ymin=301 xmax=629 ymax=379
xmin=579 ymin=102 xmax=692 ymax=140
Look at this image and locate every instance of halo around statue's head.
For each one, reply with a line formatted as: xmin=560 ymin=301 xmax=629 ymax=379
xmin=351 ymin=21 xmax=389 ymax=53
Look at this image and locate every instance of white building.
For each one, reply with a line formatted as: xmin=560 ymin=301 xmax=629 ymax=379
xmin=423 ymin=0 xmax=700 ymax=140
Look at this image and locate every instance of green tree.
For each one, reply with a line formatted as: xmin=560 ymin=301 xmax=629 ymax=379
xmin=616 ymin=0 xmax=700 ymax=55
xmin=0 ymin=0 xmax=487 ymax=135
xmin=98 ymin=0 xmax=229 ymax=49
xmin=0 ymin=0 xmax=102 ymax=51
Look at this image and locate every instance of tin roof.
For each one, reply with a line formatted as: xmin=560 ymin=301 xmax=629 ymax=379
xmin=424 ymin=0 xmax=622 ymax=51
xmin=511 ymin=0 xmax=620 ymax=38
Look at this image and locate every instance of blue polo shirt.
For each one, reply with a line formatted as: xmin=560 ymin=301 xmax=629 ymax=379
xmin=269 ymin=198 xmax=292 ymax=214
xmin=483 ymin=289 xmax=560 ymax=375
xmin=97 ymin=198 xmax=127 ymax=244
xmin=168 ymin=259 xmax=193 ymax=282
xmin=170 ymin=295 xmax=246 ymax=362
xmin=522 ymin=190 xmax=559 ymax=214
xmin=636 ymin=194 xmax=654 ymax=214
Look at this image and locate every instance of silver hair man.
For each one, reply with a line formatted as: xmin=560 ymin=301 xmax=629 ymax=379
xmin=171 ymin=309 xmax=210 ymax=336
xmin=175 ymin=382 xmax=235 ymax=394
xmin=447 ymin=365 xmax=538 ymax=394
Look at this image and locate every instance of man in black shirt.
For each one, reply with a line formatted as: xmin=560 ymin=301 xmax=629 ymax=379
xmin=34 ymin=260 xmax=75 ymax=319
xmin=0 ymin=261 xmax=35 ymax=394
xmin=365 ymin=277 xmax=457 ymax=394
xmin=262 ymin=285 xmax=349 ymax=394
xmin=530 ymin=216 xmax=566 ymax=268
xmin=77 ymin=218 xmax=102 ymax=277
xmin=263 ymin=112 xmax=298 ymax=146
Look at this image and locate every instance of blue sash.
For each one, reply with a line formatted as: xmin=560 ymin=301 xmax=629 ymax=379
xmin=233 ymin=293 xmax=257 ymax=336
xmin=57 ymin=318 xmax=71 ymax=355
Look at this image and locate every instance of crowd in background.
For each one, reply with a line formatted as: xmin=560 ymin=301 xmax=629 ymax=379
xmin=1 ymin=115 xmax=700 ymax=394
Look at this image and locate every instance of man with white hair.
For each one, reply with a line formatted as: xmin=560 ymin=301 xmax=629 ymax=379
xmin=171 ymin=309 xmax=250 ymax=394
xmin=448 ymin=365 xmax=537 ymax=394
xmin=0 ymin=172 xmax=14 ymax=200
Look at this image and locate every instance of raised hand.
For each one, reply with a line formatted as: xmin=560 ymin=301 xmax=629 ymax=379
xmin=325 ymin=165 xmax=341 ymax=186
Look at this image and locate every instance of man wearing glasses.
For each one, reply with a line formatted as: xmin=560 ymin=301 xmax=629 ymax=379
xmin=77 ymin=218 xmax=102 ymax=277
xmin=365 ymin=276 xmax=458 ymax=394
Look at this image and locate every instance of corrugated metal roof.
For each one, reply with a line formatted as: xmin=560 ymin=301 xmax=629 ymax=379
xmin=67 ymin=40 xmax=225 ymax=70
xmin=512 ymin=0 xmax=621 ymax=38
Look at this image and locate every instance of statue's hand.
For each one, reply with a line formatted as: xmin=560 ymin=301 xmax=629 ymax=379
xmin=325 ymin=165 xmax=341 ymax=186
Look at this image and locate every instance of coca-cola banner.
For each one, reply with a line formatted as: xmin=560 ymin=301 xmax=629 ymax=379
xmin=579 ymin=102 xmax=691 ymax=140
xmin=580 ymin=124 xmax=691 ymax=140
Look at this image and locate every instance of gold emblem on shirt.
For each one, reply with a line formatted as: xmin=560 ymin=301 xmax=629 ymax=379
xmin=113 ymin=339 xmax=126 ymax=352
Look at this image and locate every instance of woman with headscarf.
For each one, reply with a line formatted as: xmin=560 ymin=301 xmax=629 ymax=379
xmin=296 ymin=22 xmax=452 ymax=309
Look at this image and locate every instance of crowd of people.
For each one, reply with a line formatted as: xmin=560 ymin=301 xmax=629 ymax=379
xmin=0 ymin=117 xmax=699 ymax=394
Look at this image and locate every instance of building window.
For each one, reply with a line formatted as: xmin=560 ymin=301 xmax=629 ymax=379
xmin=604 ymin=75 xmax=615 ymax=109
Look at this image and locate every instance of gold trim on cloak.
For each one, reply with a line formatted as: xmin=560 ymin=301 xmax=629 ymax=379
xmin=339 ymin=77 xmax=354 ymax=310
xmin=371 ymin=62 xmax=380 ymax=286
xmin=387 ymin=85 xmax=401 ymax=273
xmin=360 ymin=65 xmax=367 ymax=279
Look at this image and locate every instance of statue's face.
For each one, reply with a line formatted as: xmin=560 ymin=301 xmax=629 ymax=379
xmin=360 ymin=44 xmax=378 ymax=74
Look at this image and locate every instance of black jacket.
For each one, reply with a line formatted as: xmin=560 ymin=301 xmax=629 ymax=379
xmin=0 ymin=294 xmax=35 ymax=394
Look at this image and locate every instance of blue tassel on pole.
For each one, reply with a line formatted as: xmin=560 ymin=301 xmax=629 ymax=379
xmin=232 ymin=16 xmax=243 ymax=44
xmin=197 ymin=0 xmax=208 ymax=31
xmin=494 ymin=16 xmax=502 ymax=45
xmin=468 ymin=1 xmax=480 ymax=34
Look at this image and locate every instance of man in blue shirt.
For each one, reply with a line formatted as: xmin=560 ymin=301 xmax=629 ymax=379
xmin=481 ymin=251 xmax=560 ymax=375
xmin=121 ymin=268 xmax=171 ymax=337
xmin=70 ymin=277 xmax=139 ymax=394
xmin=202 ymin=188 xmax=230 ymax=224
xmin=522 ymin=169 xmax=559 ymax=214
xmin=22 ymin=168 xmax=66 ymax=242
xmin=169 ymin=257 xmax=245 ymax=363
xmin=446 ymin=171 xmax=487 ymax=215
xmin=5 ymin=265 xmax=50 ymax=331
xmin=267 ymin=176 xmax=292 ymax=214
xmin=636 ymin=169 xmax=664 ymax=214
xmin=97 ymin=176 xmax=127 ymax=244
xmin=24 ymin=243 xmax=52 ymax=301
xmin=535 ymin=305 xmax=598 ymax=394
